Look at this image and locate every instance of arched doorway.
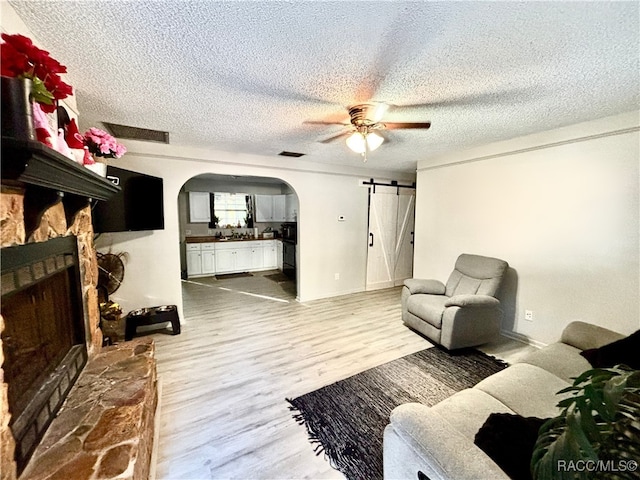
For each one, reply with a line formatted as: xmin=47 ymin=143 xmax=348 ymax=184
xmin=176 ymin=173 xmax=299 ymax=300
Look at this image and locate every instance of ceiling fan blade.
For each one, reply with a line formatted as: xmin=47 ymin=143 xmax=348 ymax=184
xmin=319 ymin=130 xmax=351 ymax=143
xmin=211 ymin=72 xmax=336 ymax=106
xmin=355 ymin=7 xmax=426 ymax=101
xmin=391 ymin=87 xmax=537 ymax=111
xmin=304 ymin=120 xmax=350 ymax=126
xmin=383 ymin=122 xmax=431 ymax=130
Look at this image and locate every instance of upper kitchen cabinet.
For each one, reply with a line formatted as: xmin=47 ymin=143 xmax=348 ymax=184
xmin=255 ymin=194 xmax=286 ymax=222
xmin=273 ymin=195 xmax=286 ymax=222
xmin=285 ymin=194 xmax=298 ymax=222
xmin=189 ymin=192 xmax=211 ymax=223
xmin=255 ymin=194 xmax=272 ymax=221
xmin=255 ymin=194 xmax=297 ymax=222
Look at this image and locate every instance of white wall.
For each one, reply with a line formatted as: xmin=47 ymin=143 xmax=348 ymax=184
xmin=95 ymin=142 xmax=415 ymax=316
xmin=414 ymin=111 xmax=640 ymax=345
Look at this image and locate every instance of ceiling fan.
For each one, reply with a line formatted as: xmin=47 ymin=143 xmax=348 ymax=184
xmin=305 ymin=102 xmax=431 ymax=161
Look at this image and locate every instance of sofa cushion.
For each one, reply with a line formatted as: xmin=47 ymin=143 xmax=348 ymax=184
xmin=474 ymin=363 xmax=569 ymax=419
xmin=431 ymin=388 xmax=514 ymax=439
xmin=561 ymin=321 xmax=626 ymax=351
xmin=518 ymin=342 xmax=592 ymax=383
xmin=580 ymin=330 xmax=640 ymax=369
xmin=474 ymin=413 xmax=548 ymax=480
xmin=385 ymin=404 xmax=512 ymax=480
xmin=407 ymin=294 xmax=449 ymax=328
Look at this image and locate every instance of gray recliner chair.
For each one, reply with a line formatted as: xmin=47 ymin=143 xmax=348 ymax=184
xmin=401 ymin=254 xmax=509 ymax=350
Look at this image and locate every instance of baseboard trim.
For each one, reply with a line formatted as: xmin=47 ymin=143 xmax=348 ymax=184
xmin=500 ymin=329 xmax=547 ymax=349
xmin=298 ymin=287 xmax=366 ymax=302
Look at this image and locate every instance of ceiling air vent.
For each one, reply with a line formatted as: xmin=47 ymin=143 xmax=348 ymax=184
xmin=102 ymin=122 xmax=170 ymax=144
xmin=278 ymin=151 xmax=305 ymax=157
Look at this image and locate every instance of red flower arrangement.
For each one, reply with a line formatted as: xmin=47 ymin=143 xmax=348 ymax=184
xmin=1 ymin=33 xmax=73 ymax=113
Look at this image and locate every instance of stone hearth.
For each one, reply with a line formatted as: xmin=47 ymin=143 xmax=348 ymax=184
xmin=1 ymin=181 xmax=158 ymax=479
xmin=19 ymin=339 xmax=157 ymax=480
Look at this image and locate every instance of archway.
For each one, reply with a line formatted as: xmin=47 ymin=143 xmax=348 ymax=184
xmin=176 ymin=173 xmax=299 ymax=300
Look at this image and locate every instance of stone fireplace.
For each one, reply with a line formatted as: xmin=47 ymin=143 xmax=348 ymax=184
xmin=1 ymin=140 xmax=158 ymax=479
xmin=2 ymin=235 xmax=88 ymax=474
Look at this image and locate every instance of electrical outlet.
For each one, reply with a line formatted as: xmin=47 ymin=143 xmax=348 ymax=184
xmin=334 ymin=273 xmax=340 ymax=280
xmin=525 ymin=310 xmax=534 ymax=321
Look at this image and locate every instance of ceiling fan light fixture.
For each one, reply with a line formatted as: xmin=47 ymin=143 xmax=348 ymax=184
xmin=346 ymin=131 xmax=384 ymax=154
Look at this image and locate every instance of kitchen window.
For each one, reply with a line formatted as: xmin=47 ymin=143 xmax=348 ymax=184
xmin=214 ymin=193 xmax=250 ymax=227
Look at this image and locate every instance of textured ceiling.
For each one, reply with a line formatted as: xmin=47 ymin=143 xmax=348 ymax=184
xmin=7 ymin=1 xmax=640 ymax=173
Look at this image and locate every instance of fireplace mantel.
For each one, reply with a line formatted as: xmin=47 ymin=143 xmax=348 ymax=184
xmin=1 ymin=137 xmax=120 ymax=238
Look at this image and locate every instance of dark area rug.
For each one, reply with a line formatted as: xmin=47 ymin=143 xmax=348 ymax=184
xmin=215 ymin=272 xmax=253 ymax=280
xmin=286 ymin=347 xmax=508 ymax=480
xmin=265 ymin=272 xmax=291 ymax=283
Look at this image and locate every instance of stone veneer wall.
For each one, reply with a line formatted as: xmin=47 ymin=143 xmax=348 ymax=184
xmin=0 ymin=185 xmax=157 ymax=479
xmin=20 ymin=338 xmax=157 ymax=480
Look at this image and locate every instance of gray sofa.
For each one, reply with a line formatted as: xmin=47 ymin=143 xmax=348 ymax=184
xmin=402 ymin=254 xmax=509 ymax=350
xmin=383 ymin=321 xmax=625 ymax=480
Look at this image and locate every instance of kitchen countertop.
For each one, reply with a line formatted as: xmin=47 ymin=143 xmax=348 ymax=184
xmin=184 ymin=236 xmax=280 ymax=243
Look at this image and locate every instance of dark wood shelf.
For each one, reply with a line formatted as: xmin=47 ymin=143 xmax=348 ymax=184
xmin=2 ymin=137 xmax=121 ymax=237
xmin=1 ymin=137 xmax=120 ymax=200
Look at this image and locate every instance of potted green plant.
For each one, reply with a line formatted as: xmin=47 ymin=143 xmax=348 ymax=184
xmin=532 ymin=366 xmax=640 ymax=480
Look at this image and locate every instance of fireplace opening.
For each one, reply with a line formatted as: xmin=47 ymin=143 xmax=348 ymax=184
xmin=1 ymin=236 xmax=87 ymax=475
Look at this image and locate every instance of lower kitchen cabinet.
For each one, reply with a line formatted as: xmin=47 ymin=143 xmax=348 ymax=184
xmin=215 ymin=241 xmax=261 ymax=274
xmin=215 ymin=249 xmax=236 ymax=273
xmin=249 ymin=245 xmax=264 ymax=270
xmin=186 ymin=243 xmax=216 ymax=277
xmin=186 ymin=249 xmax=202 ymax=276
xmin=263 ymin=241 xmax=278 ymax=269
xmin=187 ymin=240 xmax=283 ymax=278
xmin=201 ymin=244 xmax=216 ymax=274
xmin=277 ymin=241 xmax=283 ymax=270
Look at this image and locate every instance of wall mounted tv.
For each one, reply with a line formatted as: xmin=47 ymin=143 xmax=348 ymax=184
xmin=92 ymin=166 xmax=165 ymax=233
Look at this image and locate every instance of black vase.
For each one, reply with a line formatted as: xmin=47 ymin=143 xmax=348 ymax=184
xmin=1 ymin=76 xmax=35 ymax=141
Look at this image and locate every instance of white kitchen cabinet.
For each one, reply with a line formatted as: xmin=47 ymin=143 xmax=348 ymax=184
xmin=285 ymin=194 xmax=298 ymax=222
xmin=255 ymin=194 xmax=286 ymax=222
xmin=186 ymin=243 xmax=216 ymax=277
xmin=201 ymin=243 xmax=216 ymax=274
xmin=189 ymin=240 xmax=278 ymax=276
xmin=262 ymin=240 xmax=277 ymax=269
xmin=186 ymin=247 xmax=202 ymax=276
xmin=249 ymin=245 xmax=264 ymax=270
xmin=215 ymin=242 xmax=259 ymax=273
xmin=277 ymin=240 xmax=283 ymax=270
xmin=189 ymin=192 xmax=211 ymax=223
xmin=255 ymin=195 xmax=273 ymax=222
xmin=215 ymin=248 xmax=236 ymax=273
xmin=273 ymin=195 xmax=286 ymax=222
xmin=235 ymin=246 xmax=253 ymax=271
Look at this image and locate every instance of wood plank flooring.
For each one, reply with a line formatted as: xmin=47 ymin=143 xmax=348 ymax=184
xmin=151 ymin=271 xmax=531 ymax=479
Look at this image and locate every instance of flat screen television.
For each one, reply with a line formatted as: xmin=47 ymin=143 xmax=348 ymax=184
xmin=92 ymin=166 xmax=164 ymax=233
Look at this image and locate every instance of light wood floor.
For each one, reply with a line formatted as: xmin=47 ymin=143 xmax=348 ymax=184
xmin=152 ymin=271 xmax=533 ymax=480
